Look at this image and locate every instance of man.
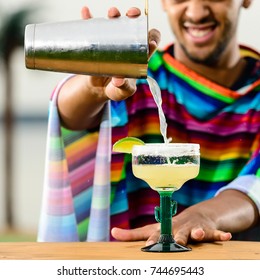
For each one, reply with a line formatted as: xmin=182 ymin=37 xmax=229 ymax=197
xmin=37 ymin=0 xmax=260 ymax=244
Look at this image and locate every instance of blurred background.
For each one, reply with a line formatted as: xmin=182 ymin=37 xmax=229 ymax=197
xmin=0 ymin=0 xmax=259 ymax=241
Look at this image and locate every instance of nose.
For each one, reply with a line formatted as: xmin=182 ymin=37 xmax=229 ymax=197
xmin=184 ymin=1 xmax=210 ymax=22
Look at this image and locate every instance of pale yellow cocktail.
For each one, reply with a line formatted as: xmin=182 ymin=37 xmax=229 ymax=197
xmin=133 ymin=164 xmax=199 ymax=191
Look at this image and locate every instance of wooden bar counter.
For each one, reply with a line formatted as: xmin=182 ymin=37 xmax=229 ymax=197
xmin=0 ymin=241 xmax=260 ymax=260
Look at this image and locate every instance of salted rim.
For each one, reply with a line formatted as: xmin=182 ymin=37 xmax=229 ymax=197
xmin=132 ymin=143 xmax=200 ymax=156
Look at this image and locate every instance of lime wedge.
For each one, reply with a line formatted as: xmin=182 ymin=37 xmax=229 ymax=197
xmin=112 ymin=137 xmax=145 ymax=153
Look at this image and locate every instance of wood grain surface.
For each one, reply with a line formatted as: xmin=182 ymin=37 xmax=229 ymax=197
xmin=0 ymin=241 xmax=260 ymax=260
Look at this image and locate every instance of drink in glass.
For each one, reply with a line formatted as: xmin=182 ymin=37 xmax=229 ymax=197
xmin=132 ymin=143 xmax=200 ymax=252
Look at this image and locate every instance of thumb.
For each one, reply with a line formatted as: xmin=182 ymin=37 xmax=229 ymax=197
xmin=111 ymin=227 xmax=147 ymax=241
xmin=111 ymin=224 xmax=159 ymax=242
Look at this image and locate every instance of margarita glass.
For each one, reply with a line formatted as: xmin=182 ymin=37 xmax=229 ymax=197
xmin=132 ymin=143 xmax=200 ymax=252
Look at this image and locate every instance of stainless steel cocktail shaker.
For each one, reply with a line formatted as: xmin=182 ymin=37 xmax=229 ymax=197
xmin=24 ymin=16 xmax=148 ymax=78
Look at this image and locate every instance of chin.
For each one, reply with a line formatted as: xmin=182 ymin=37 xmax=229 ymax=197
xmin=184 ymin=46 xmax=220 ymax=66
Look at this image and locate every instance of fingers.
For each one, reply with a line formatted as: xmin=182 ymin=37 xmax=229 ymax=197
xmin=174 ymin=225 xmax=232 ymax=245
xmin=108 ymin=7 xmax=141 ymax=18
xmin=108 ymin=7 xmax=121 ymax=18
xmin=107 ymin=6 xmax=159 ymax=58
xmin=82 ymin=5 xmax=156 ymax=58
xmin=189 ymin=227 xmax=232 ymax=243
xmin=148 ymin=29 xmax=161 ymax=57
xmin=112 ymin=224 xmax=232 ymax=248
xmin=81 ymin=6 xmax=121 ymax=19
xmin=111 ymin=228 xmax=133 ymax=241
xmin=145 ymin=231 xmax=160 ymax=246
xmin=111 ymin=223 xmax=160 ymax=243
xmin=82 ymin=6 xmax=142 ymax=20
xmin=211 ymin=230 xmax=232 ymax=241
xmin=173 ymin=229 xmax=190 ymax=246
xmin=126 ymin=7 xmax=141 ymax=17
xmin=190 ymin=227 xmax=232 ymax=242
xmin=106 ymin=78 xmax=137 ymax=101
xmin=190 ymin=228 xmax=206 ymax=241
xmin=81 ymin=6 xmax=92 ymax=19
xmin=111 ymin=227 xmax=148 ymax=241
xmin=111 ymin=77 xmax=126 ymax=88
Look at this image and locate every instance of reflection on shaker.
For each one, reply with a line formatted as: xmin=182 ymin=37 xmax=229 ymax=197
xmin=24 ymin=16 xmax=148 ymax=78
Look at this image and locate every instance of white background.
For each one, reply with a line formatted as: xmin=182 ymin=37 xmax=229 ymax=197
xmin=0 ymin=0 xmax=259 ymax=237
xmin=0 ymin=260 xmax=260 ymax=279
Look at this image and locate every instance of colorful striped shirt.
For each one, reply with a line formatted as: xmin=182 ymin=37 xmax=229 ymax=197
xmin=38 ymin=44 xmax=260 ymax=242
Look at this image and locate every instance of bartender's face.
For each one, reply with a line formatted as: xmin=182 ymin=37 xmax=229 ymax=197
xmin=161 ymin=0 xmax=252 ymax=65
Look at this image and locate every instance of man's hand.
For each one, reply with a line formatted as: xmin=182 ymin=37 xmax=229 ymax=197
xmin=58 ymin=5 xmax=161 ymax=130
xmin=111 ymin=189 xmax=260 ymax=246
xmin=111 ymin=203 xmax=232 ymax=246
xmin=80 ymin=6 xmax=160 ymax=102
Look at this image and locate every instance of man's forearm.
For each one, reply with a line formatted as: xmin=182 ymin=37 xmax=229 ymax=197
xmin=211 ymin=190 xmax=259 ymax=233
xmin=57 ymin=75 xmax=108 ymax=130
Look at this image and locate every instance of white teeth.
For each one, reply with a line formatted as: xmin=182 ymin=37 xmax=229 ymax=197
xmin=188 ymin=28 xmax=211 ymax=38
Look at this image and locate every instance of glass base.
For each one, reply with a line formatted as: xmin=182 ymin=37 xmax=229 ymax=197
xmin=141 ymin=242 xmax=191 ymax=253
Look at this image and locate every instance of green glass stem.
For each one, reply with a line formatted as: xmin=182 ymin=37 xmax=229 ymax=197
xmin=141 ymin=190 xmax=191 ymax=252
xmin=155 ymin=191 xmax=177 ymax=242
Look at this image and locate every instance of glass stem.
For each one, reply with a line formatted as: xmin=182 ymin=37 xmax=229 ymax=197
xmin=159 ymin=191 xmax=173 ymax=235
xmin=156 ymin=191 xmax=176 ymax=243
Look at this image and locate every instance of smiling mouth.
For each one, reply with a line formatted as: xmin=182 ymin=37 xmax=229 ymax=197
xmin=184 ymin=22 xmax=217 ymax=40
xmin=188 ymin=27 xmax=214 ymax=38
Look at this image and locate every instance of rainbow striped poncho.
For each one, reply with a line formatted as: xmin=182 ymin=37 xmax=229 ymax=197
xmin=38 ymin=44 xmax=260 ymax=242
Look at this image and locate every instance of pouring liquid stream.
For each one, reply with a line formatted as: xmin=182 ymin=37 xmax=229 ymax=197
xmin=147 ymin=76 xmax=171 ymax=144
